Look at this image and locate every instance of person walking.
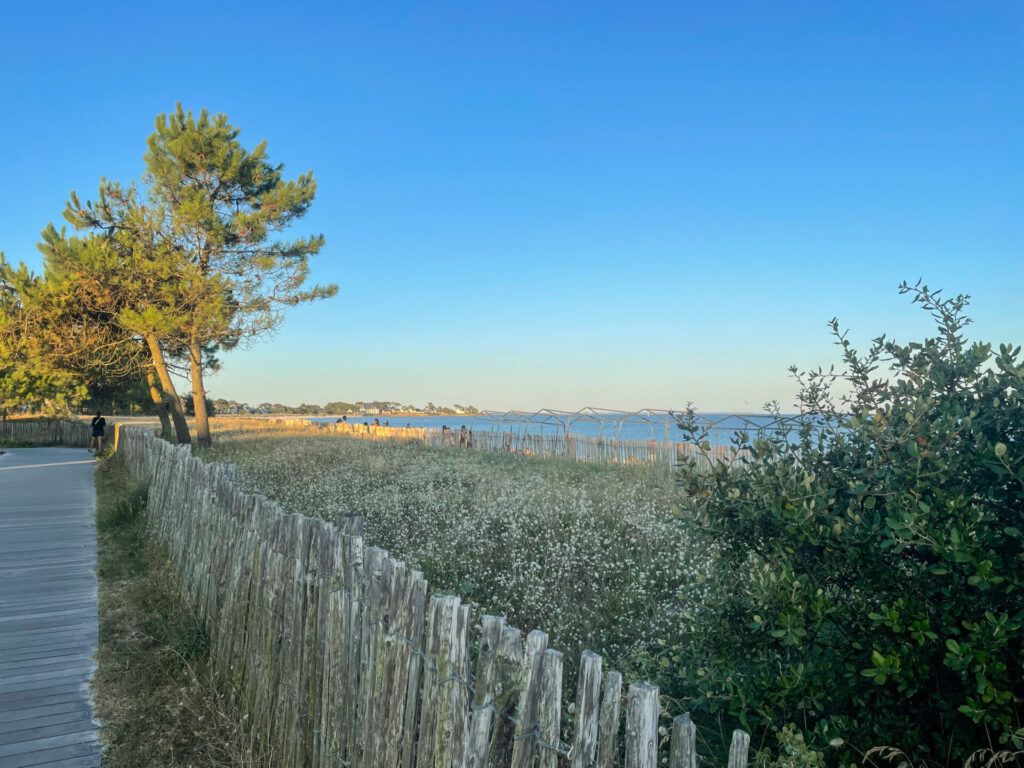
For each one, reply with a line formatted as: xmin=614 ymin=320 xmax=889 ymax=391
xmin=89 ymin=411 xmax=106 ymax=455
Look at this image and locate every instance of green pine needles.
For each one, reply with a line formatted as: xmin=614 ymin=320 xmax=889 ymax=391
xmin=0 ymin=105 xmax=336 ymax=439
xmin=140 ymin=104 xmax=337 ymax=446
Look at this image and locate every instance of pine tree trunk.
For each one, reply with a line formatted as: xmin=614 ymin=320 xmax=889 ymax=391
xmin=145 ymin=333 xmax=191 ymax=445
xmin=189 ymin=337 xmax=212 ymax=449
xmin=144 ymin=368 xmax=173 ymax=440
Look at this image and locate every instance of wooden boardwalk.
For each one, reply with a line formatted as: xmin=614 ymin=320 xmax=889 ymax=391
xmin=0 ymin=448 xmax=101 ymax=768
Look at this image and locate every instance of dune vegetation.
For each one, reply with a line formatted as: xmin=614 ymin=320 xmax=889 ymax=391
xmin=203 ymin=432 xmax=716 ymax=689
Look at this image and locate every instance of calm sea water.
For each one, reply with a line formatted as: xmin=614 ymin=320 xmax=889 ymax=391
xmin=306 ymin=412 xmax=802 ymax=445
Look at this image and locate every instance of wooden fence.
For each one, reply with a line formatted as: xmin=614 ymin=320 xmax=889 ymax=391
xmin=421 ymin=429 xmax=742 ymax=466
xmin=268 ymin=419 xmax=745 ymax=467
xmin=0 ymin=419 xmax=91 ymax=447
xmin=117 ymin=426 xmax=753 ymax=768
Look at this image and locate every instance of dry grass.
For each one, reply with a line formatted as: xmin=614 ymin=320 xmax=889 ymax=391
xmin=92 ymin=454 xmax=276 ymax=768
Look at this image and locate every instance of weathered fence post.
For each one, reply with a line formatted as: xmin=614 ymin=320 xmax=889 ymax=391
xmin=537 ymin=649 xmax=563 ymax=768
xmin=446 ymin=603 xmax=472 ymax=768
xmin=466 ymin=615 xmax=505 ymax=768
xmin=416 ymin=595 xmax=455 ymax=768
xmin=571 ymin=651 xmax=603 ymax=768
xmin=597 ymin=671 xmax=623 ymax=768
xmin=669 ymin=714 xmax=696 ymax=768
xmin=511 ymin=630 xmax=548 ymax=768
xmin=400 ymin=575 xmax=429 ymax=768
xmin=625 ymin=682 xmax=658 ymax=768
xmin=727 ymin=730 xmax=750 ymax=768
xmin=485 ymin=627 xmax=525 ymax=768
xmin=357 ymin=547 xmax=388 ymax=766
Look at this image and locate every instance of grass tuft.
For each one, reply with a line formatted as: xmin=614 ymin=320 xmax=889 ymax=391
xmin=92 ymin=453 xmax=273 ymax=768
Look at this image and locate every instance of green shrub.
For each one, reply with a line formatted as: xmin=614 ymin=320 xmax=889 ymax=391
xmin=675 ymin=283 xmax=1023 ymax=765
xmin=761 ymin=726 xmax=826 ymax=768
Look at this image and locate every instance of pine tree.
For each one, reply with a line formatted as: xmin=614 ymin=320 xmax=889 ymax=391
xmin=142 ymin=104 xmax=337 ymax=447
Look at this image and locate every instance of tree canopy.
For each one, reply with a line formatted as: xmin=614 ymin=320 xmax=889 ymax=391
xmin=137 ymin=104 xmax=337 ymax=445
xmin=0 ymin=254 xmax=88 ymax=417
xmin=0 ymin=105 xmax=336 ymax=441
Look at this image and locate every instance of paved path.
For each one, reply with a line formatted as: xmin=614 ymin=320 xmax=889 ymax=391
xmin=0 ymin=448 xmax=101 ymax=768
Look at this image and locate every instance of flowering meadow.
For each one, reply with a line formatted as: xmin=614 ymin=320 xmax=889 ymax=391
xmin=202 ymin=431 xmax=716 ymax=683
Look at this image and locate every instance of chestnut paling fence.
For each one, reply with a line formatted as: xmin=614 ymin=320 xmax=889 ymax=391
xmin=231 ymin=418 xmax=744 ymax=466
xmin=116 ymin=425 xmax=753 ymax=768
xmin=0 ymin=419 xmax=90 ymax=446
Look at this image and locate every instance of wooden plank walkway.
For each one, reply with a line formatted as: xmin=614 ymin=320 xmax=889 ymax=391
xmin=0 ymin=447 xmax=101 ymax=768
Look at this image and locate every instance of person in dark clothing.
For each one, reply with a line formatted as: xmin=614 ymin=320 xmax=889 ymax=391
xmin=89 ymin=411 xmax=106 ymax=455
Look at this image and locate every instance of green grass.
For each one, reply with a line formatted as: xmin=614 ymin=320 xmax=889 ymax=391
xmin=92 ymin=454 xmax=273 ymax=768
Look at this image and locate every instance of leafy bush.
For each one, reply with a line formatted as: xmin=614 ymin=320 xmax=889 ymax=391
xmin=674 ymin=284 xmax=1023 ymax=764
xmin=760 ymin=726 xmax=826 ymax=768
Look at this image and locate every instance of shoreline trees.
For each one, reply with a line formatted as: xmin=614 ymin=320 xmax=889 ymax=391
xmin=0 ymin=106 xmax=335 ymax=442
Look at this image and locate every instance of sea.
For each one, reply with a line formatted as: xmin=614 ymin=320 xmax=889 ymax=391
xmin=306 ymin=412 xmax=805 ymax=446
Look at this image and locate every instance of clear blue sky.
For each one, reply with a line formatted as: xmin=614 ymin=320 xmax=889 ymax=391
xmin=2 ymin=1 xmax=1021 ymax=411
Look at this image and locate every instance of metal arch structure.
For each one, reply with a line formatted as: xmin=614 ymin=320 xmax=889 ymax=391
xmin=467 ymin=407 xmax=815 ymax=446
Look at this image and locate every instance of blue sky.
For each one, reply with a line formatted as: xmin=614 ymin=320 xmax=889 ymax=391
xmin=2 ymin=1 xmax=1021 ymax=411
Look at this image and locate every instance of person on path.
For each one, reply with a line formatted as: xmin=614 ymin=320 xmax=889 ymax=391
xmin=89 ymin=411 xmax=106 ymax=455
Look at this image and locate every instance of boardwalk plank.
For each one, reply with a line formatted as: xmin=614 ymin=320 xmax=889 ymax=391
xmin=0 ymin=448 xmax=99 ymax=768
xmin=0 ymin=709 xmax=93 ymax=739
xmin=0 ymin=723 xmax=99 ymax=754
xmin=0 ymin=656 xmax=95 ymax=676
xmin=0 ymin=701 xmax=91 ymax=728
xmin=2 ymin=738 xmax=101 ymax=768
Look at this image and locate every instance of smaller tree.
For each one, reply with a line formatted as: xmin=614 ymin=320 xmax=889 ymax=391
xmin=81 ymin=377 xmax=155 ymax=416
xmin=184 ymin=395 xmax=216 ymax=417
xmin=0 ymin=254 xmax=87 ymax=418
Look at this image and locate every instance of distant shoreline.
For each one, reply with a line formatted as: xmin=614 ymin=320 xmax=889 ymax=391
xmin=223 ymin=412 xmax=475 ymax=419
